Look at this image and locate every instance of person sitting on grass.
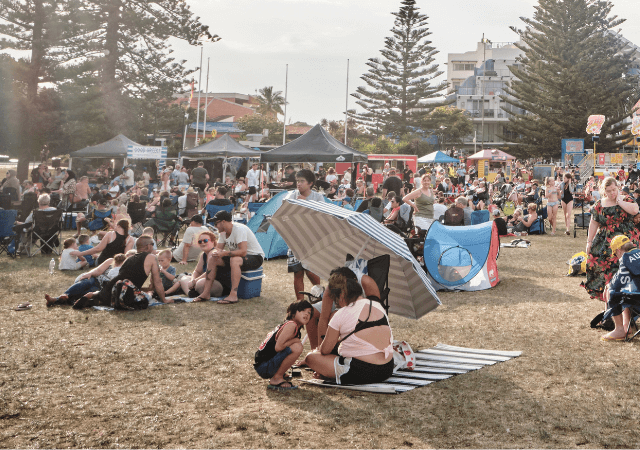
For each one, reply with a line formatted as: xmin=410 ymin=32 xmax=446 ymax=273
xmin=512 ymin=203 xmax=538 ymax=234
xmin=303 ymin=275 xmax=394 ymax=386
xmin=134 ymin=227 xmax=157 ymax=253
xmin=77 ymin=234 xmax=95 ymax=267
xmin=254 ymin=300 xmax=314 ymax=392
xmin=156 ymin=249 xmax=177 ymax=295
xmin=177 ymin=230 xmax=224 ymax=300
xmin=600 ymin=235 xmax=639 ymax=341
xmin=59 ymin=238 xmax=89 ymax=271
xmin=45 ymin=253 xmax=129 ymax=307
xmin=76 ymin=219 xmax=135 ymax=266
xmin=70 ymin=236 xmax=171 ymax=309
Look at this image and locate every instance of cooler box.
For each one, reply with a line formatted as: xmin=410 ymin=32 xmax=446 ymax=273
xmin=63 ymin=212 xmax=77 ymax=231
xmin=220 ymin=267 xmax=264 ymax=299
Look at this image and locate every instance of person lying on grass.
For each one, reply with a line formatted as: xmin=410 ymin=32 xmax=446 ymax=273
xmin=254 ymin=300 xmax=314 ymax=391
xmin=303 ymin=274 xmax=394 ymax=386
xmin=45 ymin=252 xmax=130 ymax=307
xmin=600 ymin=235 xmax=639 ymax=341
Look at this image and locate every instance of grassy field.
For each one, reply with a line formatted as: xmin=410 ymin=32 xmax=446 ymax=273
xmin=1 ymin=210 xmax=639 ymax=449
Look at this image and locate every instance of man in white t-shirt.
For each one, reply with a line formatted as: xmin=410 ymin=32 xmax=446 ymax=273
xmin=285 ymin=169 xmax=324 ymax=300
xmin=172 ymin=214 xmax=209 ymax=264
xmin=246 ymin=162 xmax=266 ymax=189
xmin=201 ymin=210 xmax=265 ymax=304
xmin=123 ymin=166 xmax=135 ymax=191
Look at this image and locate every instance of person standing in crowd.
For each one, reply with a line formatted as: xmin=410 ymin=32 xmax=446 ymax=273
xmin=285 ymin=169 xmax=325 ymax=300
xmin=247 ymin=162 xmax=265 ymax=190
xmin=403 ymin=174 xmax=435 ymax=229
xmin=559 ymin=172 xmax=575 ymax=236
xmin=382 ymin=168 xmax=404 ymax=199
xmin=190 ymin=161 xmax=209 ymax=195
xmin=584 ymin=177 xmax=640 ymax=302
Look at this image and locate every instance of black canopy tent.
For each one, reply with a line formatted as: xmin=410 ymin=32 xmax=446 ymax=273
xmin=180 ymin=133 xmax=262 ymax=180
xmin=68 ymin=134 xmax=150 ymax=179
xmin=260 ymin=124 xmax=368 ymax=164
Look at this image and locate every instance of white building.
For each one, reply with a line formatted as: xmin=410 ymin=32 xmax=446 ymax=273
xmin=446 ymin=38 xmax=525 ymax=153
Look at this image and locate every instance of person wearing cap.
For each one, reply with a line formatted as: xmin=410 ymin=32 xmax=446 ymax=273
xmin=200 ymin=210 xmax=264 ymax=304
xmin=341 ymin=196 xmax=354 ymax=211
xmin=172 ymin=214 xmax=209 ymax=265
xmin=492 ymin=208 xmax=508 ymax=236
xmin=285 ymin=169 xmax=325 ymax=300
xmin=600 ymin=235 xmax=639 ymax=341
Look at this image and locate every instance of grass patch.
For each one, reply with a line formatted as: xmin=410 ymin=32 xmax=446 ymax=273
xmin=1 ymin=210 xmax=639 ymax=448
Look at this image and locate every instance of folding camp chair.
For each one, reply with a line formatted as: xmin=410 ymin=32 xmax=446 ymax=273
xmin=27 ymin=208 xmax=63 ymax=256
xmin=2 ymin=186 xmax=18 ymax=203
xmin=365 ymin=254 xmax=391 ymax=314
xmin=146 ymin=204 xmax=182 ymax=248
xmin=127 ymin=201 xmax=147 ymax=237
xmin=184 ymin=192 xmax=199 ymax=218
xmin=204 ymin=203 xmax=234 ymax=224
xmin=85 ymin=208 xmax=112 ymax=232
xmin=0 ymin=209 xmax=17 ymax=258
xmin=0 ymin=193 xmax=11 ymax=211
xmin=247 ymin=202 xmax=263 ymax=219
xmin=19 ymin=192 xmax=38 ymax=222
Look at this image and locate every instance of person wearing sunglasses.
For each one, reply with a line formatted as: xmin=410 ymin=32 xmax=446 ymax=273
xmin=172 ymin=214 xmax=209 ymax=265
xmin=177 ymin=230 xmax=224 ymax=301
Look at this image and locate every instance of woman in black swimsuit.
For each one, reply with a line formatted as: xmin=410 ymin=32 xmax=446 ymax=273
xmin=560 ymin=173 xmax=574 ymax=235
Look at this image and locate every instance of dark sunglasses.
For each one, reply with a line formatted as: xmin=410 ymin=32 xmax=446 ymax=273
xmin=197 ymin=239 xmax=210 ymax=244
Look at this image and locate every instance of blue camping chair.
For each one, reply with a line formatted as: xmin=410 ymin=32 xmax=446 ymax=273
xmin=0 ymin=209 xmax=17 ymax=258
xmin=470 ymin=210 xmax=490 ymax=225
xmin=87 ymin=208 xmax=112 ymax=231
xmin=354 ymin=198 xmax=364 ymax=210
xmin=247 ymin=202 xmax=263 ymax=217
xmin=204 ymin=204 xmax=234 ymax=224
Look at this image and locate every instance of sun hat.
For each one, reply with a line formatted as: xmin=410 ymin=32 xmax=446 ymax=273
xmin=610 ymin=235 xmax=630 ymax=253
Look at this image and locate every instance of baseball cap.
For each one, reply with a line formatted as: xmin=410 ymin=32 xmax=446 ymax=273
xmin=343 ymin=196 xmax=352 ymax=203
xmin=212 ymin=210 xmax=232 ymax=224
xmin=610 ymin=235 xmax=630 ymax=253
xmin=189 ymin=214 xmax=204 ymax=224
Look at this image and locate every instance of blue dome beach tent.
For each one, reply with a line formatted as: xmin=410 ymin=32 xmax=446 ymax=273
xmin=417 ymin=151 xmax=460 ymax=164
xmin=270 ymin=199 xmax=440 ymax=319
xmin=247 ymin=190 xmax=291 ymax=259
xmin=423 ymin=221 xmax=500 ymax=291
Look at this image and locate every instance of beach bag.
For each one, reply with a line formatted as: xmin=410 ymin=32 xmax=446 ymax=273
xmin=392 ymin=340 xmax=415 ymax=373
xmin=111 ymin=279 xmax=150 ymax=310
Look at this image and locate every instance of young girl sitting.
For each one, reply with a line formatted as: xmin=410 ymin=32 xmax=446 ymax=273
xmin=254 ymin=300 xmax=314 ymax=391
xmin=59 ymin=238 xmax=89 ymax=271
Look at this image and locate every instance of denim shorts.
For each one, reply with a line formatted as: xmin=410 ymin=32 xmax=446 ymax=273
xmin=254 ymin=347 xmax=293 ymax=379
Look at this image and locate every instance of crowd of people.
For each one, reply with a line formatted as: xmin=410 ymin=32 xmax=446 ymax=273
xmin=9 ymin=154 xmax=640 ymax=390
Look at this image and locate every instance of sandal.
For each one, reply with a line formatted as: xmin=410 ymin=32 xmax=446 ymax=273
xmin=192 ymin=296 xmax=208 ymax=302
xmin=217 ymin=298 xmax=239 ymax=304
xmin=267 ymin=381 xmax=298 ymax=391
xmin=15 ymin=302 xmax=32 ymax=311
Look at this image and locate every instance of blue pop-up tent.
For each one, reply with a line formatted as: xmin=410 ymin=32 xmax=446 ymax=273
xmin=417 ymin=151 xmax=460 ymax=164
xmin=247 ymin=191 xmax=291 ymax=259
xmin=423 ymin=221 xmax=500 ymax=291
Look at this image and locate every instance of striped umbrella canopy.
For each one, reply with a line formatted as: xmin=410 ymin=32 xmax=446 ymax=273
xmin=269 ymin=199 xmax=441 ymax=320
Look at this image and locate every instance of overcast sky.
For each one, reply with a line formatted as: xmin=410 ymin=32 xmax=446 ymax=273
xmin=175 ymin=0 xmax=640 ymax=126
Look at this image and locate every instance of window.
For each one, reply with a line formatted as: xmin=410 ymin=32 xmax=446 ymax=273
xmin=453 ymin=62 xmax=476 ymax=71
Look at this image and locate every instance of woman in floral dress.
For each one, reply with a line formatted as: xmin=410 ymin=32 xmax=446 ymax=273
xmin=584 ymin=177 xmax=640 ymax=301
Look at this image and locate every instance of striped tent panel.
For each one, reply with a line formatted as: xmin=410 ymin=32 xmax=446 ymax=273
xmin=418 ymin=349 xmax=513 ymax=362
xmin=302 ymin=343 xmax=521 ymax=394
xmin=270 ymin=199 xmax=440 ymax=320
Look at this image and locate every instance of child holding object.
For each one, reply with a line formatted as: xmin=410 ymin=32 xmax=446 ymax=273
xmin=254 ymin=300 xmax=314 ymax=391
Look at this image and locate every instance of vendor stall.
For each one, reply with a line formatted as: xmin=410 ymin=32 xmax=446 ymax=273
xmin=467 ymin=148 xmax=516 ymax=182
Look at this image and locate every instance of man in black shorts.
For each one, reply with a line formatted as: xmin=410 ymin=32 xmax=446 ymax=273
xmin=201 ymin=210 xmax=265 ymax=304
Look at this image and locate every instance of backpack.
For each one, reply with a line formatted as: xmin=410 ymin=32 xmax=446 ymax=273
xmin=529 ymin=218 xmax=545 ymax=235
xmin=111 ymin=279 xmax=150 ymax=310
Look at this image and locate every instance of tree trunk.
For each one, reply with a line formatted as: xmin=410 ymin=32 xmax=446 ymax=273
xmin=102 ymin=0 xmax=122 ymax=131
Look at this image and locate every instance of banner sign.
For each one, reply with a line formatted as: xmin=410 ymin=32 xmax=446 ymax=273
xmin=611 ymin=153 xmax=623 ymax=164
xmin=561 ymin=139 xmax=585 ymax=167
xmin=586 ymin=115 xmax=605 ymax=135
xmin=127 ymin=145 xmax=167 ymax=160
xmin=598 ymin=153 xmax=606 ymax=165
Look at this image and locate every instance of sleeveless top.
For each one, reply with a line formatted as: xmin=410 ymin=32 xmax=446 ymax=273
xmin=97 ymin=231 xmax=129 ymax=265
xmin=254 ymin=320 xmax=301 ymax=365
xmin=110 ymin=252 xmax=150 ymax=289
xmin=415 ymin=191 xmax=435 ymax=219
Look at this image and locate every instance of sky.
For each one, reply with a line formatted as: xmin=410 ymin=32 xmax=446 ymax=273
xmin=173 ymin=0 xmax=640 ymax=126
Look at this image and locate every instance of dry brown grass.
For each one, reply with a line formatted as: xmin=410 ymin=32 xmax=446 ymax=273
xmin=1 ymin=209 xmax=639 ymax=448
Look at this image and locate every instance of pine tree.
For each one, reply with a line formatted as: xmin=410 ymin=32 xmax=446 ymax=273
xmin=352 ymin=0 xmax=447 ymax=139
xmin=503 ymin=0 xmax=640 ymax=157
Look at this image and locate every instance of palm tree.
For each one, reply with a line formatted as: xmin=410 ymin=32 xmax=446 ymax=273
xmin=256 ymin=86 xmax=286 ymax=118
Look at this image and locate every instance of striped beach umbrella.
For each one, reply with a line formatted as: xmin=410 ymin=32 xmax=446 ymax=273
xmin=269 ymin=199 xmax=441 ymax=319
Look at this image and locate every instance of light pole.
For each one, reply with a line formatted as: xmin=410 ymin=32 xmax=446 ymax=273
xmin=480 ymin=34 xmax=490 ymax=150
xmin=194 ymin=35 xmax=221 ymax=147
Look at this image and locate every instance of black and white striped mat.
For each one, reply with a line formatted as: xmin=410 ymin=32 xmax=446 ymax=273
xmin=302 ymin=343 xmax=522 ymax=394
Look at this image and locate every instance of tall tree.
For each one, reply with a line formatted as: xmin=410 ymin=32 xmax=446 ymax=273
xmin=503 ymin=0 xmax=640 ymax=157
xmin=423 ymin=106 xmax=474 ymax=150
xmin=256 ymin=86 xmax=286 ymax=118
xmin=352 ymin=0 xmax=448 ymax=139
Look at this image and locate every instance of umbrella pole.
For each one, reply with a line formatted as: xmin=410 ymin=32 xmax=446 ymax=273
xmin=353 ymin=236 xmax=371 ymax=262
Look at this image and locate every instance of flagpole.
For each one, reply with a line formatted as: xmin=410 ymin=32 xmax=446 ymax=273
xmin=345 ymin=59 xmax=349 ymax=145
xmin=202 ymin=57 xmax=210 ymax=143
xmin=195 ymin=46 xmax=204 ymax=147
xmin=283 ymin=64 xmax=288 ymax=146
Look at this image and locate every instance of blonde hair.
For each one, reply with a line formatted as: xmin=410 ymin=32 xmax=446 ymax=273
xmin=142 ymin=227 xmax=154 ymax=237
xmin=158 ymin=249 xmax=172 ymax=260
xmin=599 ymin=176 xmax=618 ymax=196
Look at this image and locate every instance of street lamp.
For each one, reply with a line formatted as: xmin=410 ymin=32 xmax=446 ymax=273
xmin=480 ymin=34 xmax=490 ymax=150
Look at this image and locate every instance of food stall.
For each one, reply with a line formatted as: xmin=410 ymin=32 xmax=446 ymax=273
xmin=466 ymin=149 xmax=516 ymax=182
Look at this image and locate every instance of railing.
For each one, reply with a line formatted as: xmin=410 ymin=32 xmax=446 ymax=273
xmin=578 ymin=154 xmax=593 ymax=180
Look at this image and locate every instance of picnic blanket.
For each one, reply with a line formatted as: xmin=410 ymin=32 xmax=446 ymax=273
xmin=92 ymin=295 xmax=224 ymax=311
xmin=302 ymin=343 xmax=521 ymax=394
